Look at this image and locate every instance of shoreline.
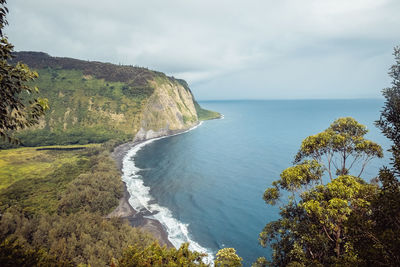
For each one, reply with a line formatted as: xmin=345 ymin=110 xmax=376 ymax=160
xmin=107 ymin=121 xmax=209 ymax=248
xmin=109 ymin=140 xmax=174 ymax=247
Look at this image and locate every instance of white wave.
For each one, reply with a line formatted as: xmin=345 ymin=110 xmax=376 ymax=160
xmin=121 ymin=122 xmax=214 ymax=264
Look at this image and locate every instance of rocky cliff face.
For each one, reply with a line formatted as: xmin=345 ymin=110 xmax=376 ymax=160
xmin=134 ymin=77 xmax=199 ymax=141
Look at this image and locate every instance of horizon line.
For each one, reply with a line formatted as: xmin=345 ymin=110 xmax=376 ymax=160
xmin=197 ymin=97 xmax=384 ymax=102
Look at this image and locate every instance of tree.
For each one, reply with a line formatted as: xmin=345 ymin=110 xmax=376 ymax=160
xmin=363 ymin=45 xmax=400 ymax=266
xmin=0 ymin=0 xmax=48 ymax=143
xmin=295 ymin=117 xmax=383 ymax=178
xmin=118 ymin=242 xmax=208 ymax=267
xmin=376 ymin=45 xmax=400 ymax=174
xmin=214 ymin=248 xmax=243 ymax=267
xmin=258 ymin=118 xmax=383 ymax=266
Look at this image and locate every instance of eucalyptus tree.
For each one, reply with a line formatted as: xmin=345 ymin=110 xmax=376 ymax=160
xmin=214 ymin=248 xmax=243 ymax=267
xmin=295 ymin=117 xmax=383 ymax=179
xmin=258 ymin=117 xmax=383 ymax=266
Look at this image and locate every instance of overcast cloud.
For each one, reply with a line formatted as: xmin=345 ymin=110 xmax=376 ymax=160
xmin=5 ymin=0 xmax=400 ymax=99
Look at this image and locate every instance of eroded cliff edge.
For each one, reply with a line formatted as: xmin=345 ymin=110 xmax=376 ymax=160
xmin=134 ymin=77 xmax=199 ymax=141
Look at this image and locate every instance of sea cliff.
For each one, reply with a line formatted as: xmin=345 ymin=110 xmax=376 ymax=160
xmin=8 ymin=51 xmax=220 ymax=147
xmin=134 ymin=77 xmax=199 ymax=141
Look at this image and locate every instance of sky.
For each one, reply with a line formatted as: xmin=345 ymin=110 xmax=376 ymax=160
xmin=5 ymin=0 xmax=400 ymax=100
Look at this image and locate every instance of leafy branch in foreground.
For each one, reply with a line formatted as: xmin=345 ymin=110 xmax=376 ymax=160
xmin=0 ymin=0 xmax=49 ymax=144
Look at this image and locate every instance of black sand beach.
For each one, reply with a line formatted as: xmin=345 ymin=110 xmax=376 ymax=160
xmin=108 ymin=141 xmax=173 ymax=248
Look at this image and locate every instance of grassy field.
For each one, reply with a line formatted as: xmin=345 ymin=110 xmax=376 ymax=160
xmin=0 ymin=144 xmax=102 ymax=214
xmin=0 ymin=144 xmax=97 ymax=190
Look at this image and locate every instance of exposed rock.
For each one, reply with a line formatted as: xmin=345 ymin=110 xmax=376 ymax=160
xmin=134 ymin=78 xmax=198 ymax=141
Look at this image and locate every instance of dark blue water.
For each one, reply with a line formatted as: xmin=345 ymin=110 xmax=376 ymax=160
xmin=134 ymin=100 xmax=390 ymax=266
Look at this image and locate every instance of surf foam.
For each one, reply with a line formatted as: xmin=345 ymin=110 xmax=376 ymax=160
xmin=121 ymin=122 xmax=214 ymax=264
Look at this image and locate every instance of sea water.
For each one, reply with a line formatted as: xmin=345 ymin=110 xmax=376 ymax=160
xmin=124 ymin=100 xmax=391 ymax=266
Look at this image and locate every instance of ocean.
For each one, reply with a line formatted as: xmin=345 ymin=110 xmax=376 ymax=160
xmin=123 ymin=100 xmax=391 ymax=266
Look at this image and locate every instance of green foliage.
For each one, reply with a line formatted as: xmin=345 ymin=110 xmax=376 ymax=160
xmin=263 ymin=187 xmax=280 ymax=206
xmin=214 ymin=248 xmax=243 ymax=267
xmin=0 ymin=144 xmax=124 ymax=216
xmin=366 ymin=168 xmax=400 ymax=265
xmin=121 ymin=84 xmax=154 ymax=99
xmin=0 ymin=209 xmax=154 ymax=267
xmin=0 ymin=3 xmax=48 ymax=144
xmin=259 ymin=175 xmax=377 ymax=266
xmin=15 ymin=127 xmax=130 ymax=147
xmin=118 ymin=242 xmax=208 ymax=267
xmin=0 ymin=239 xmax=69 ymax=267
xmin=376 ymin=45 xmax=400 ymax=174
xmin=263 ymin=160 xmax=323 ymax=205
xmin=278 ymin=160 xmax=323 ymax=192
xmin=58 ymin=152 xmax=122 ymax=215
xmin=0 ymin=145 xmax=94 ymax=190
xmin=301 ymin=176 xmax=376 ymax=258
xmin=251 ymin=257 xmax=268 ymax=267
xmin=0 ymin=162 xmax=85 ymax=214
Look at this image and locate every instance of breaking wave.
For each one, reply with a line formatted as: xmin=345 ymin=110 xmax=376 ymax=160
xmin=121 ymin=122 xmax=214 ymax=264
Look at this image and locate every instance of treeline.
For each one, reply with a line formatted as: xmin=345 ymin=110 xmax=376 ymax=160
xmin=17 ymin=127 xmax=129 ymax=147
xmin=0 ymin=127 xmax=129 ymax=149
xmin=11 ymin=52 xmax=154 ymax=87
xmin=0 ymin=210 xmax=153 ymax=266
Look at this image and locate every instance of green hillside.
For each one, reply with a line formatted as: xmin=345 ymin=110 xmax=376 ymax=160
xmin=5 ymin=52 xmax=219 ymax=147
